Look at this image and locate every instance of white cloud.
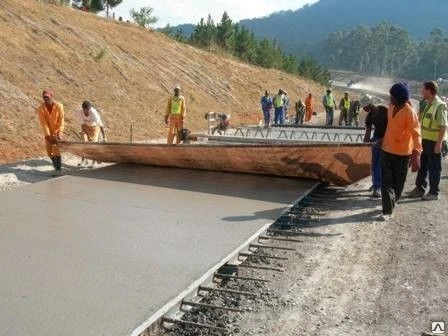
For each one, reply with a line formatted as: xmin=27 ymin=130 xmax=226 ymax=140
xmin=111 ymin=0 xmax=318 ymax=27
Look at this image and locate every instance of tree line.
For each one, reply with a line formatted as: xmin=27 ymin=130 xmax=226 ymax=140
xmin=161 ymin=12 xmax=331 ymax=86
xmin=322 ymin=23 xmax=448 ymax=81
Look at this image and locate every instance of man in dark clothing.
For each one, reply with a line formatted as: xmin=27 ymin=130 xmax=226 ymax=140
xmin=361 ymin=94 xmax=388 ymax=198
xmin=295 ymin=99 xmax=305 ymax=125
xmin=261 ymin=90 xmax=273 ymax=128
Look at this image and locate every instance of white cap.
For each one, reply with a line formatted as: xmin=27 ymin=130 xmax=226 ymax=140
xmin=174 ymin=85 xmax=181 ymax=90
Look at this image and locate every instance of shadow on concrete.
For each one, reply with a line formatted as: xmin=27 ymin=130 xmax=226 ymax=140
xmin=222 ymin=207 xmax=285 ymax=222
xmin=69 ymin=164 xmax=315 ymax=204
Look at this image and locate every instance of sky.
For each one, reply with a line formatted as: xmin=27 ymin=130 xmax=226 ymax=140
xmin=111 ymin=0 xmax=318 ymax=27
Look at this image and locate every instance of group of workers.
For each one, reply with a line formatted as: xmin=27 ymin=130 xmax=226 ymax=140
xmin=261 ymin=88 xmax=363 ymax=128
xmin=37 ymin=90 xmax=107 ymax=175
xmin=37 ymin=85 xmax=187 ymax=175
xmin=361 ymin=81 xmax=447 ymax=221
xmin=322 ymin=89 xmax=360 ymax=127
xmin=261 ymin=89 xmax=314 ymax=128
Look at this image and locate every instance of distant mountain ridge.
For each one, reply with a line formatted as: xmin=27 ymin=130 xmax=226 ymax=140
xmin=169 ymin=0 xmax=448 ymax=57
xmin=240 ymin=0 xmax=448 ymax=55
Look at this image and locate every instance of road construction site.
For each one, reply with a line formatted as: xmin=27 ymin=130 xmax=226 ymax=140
xmin=1 ymin=156 xmax=447 ymax=336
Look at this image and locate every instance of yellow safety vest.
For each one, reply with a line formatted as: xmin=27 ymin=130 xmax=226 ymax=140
xmin=171 ymin=96 xmax=183 ymax=115
xmin=421 ymin=96 xmax=445 ymax=141
xmin=325 ymin=95 xmax=334 ymax=107
xmin=274 ymin=95 xmax=284 ymax=108
xmin=343 ymin=98 xmax=351 ymax=110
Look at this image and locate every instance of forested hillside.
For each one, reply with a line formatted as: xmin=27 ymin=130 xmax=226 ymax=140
xmin=241 ymin=0 xmax=448 ymax=55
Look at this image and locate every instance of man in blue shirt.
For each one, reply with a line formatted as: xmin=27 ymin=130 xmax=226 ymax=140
xmin=261 ymin=90 xmax=273 ymax=128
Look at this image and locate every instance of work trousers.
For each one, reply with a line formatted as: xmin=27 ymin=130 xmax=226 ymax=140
xmin=274 ymin=107 xmax=284 ymax=125
xmin=305 ymin=107 xmax=313 ymax=122
xmin=416 ymin=139 xmax=442 ymax=196
xmin=81 ymin=124 xmax=100 ymax=142
xmin=45 ymin=138 xmax=60 ymax=157
xmin=325 ymin=107 xmax=334 ymax=126
xmin=371 ymin=136 xmax=382 ymax=191
xmin=167 ymin=116 xmax=183 ymax=144
xmin=339 ymin=108 xmax=349 ymax=126
xmin=295 ymin=111 xmax=305 ymax=125
xmin=349 ymin=111 xmax=359 ymax=127
xmin=262 ymin=109 xmax=271 ymax=126
xmin=381 ymin=151 xmax=410 ymax=215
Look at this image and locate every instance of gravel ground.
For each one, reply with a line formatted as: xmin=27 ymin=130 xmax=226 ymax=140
xmin=159 ymin=163 xmax=448 ymax=336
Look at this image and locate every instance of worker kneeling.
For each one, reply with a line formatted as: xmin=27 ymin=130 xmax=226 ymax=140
xmin=165 ymin=85 xmax=187 ymax=144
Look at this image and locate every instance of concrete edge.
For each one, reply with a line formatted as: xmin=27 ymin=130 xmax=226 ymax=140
xmin=130 ymin=182 xmax=321 ymax=336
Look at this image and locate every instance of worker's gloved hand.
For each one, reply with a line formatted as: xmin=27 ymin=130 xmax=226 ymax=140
xmin=409 ymin=150 xmax=421 ymax=172
xmin=55 ymin=132 xmax=62 ymax=141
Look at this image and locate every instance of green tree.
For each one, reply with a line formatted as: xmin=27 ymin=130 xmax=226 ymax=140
xmin=217 ymin=12 xmax=234 ymax=51
xmin=90 ymin=0 xmax=122 ymax=17
xmin=130 ymin=7 xmax=158 ymax=29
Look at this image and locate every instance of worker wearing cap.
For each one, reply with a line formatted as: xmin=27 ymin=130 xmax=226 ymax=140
xmin=361 ymin=94 xmax=388 ymax=198
xmin=322 ymin=89 xmax=337 ymax=126
xmin=338 ymin=92 xmax=351 ymax=126
xmin=260 ymin=90 xmax=273 ymax=128
xmin=37 ymin=90 xmax=64 ymax=175
xmin=380 ymin=83 xmax=422 ymax=221
xmin=77 ymin=101 xmax=107 ymax=143
xmin=165 ymin=85 xmax=186 ymax=144
xmin=408 ymin=81 xmax=448 ymax=200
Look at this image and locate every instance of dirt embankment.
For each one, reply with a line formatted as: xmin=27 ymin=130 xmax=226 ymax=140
xmin=0 ymin=0 xmax=323 ymax=163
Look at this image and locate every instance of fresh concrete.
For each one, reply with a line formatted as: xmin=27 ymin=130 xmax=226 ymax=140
xmin=0 ymin=165 xmax=314 ymax=336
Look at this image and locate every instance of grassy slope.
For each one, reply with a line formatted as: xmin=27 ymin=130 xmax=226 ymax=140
xmin=0 ymin=0 xmax=322 ymax=163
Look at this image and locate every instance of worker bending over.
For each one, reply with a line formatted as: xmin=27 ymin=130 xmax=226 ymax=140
xmin=78 ymin=101 xmax=106 ymax=142
xmin=165 ymin=85 xmax=186 ymax=144
xmin=37 ymin=90 xmax=64 ymax=176
xmin=77 ymin=100 xmax=107 ymax=166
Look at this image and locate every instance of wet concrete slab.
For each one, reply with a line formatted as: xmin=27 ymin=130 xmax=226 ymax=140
xmin=0 ymin=165 xmax=314 ymax=336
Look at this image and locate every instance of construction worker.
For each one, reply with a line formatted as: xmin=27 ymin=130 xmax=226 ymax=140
xmin=37 ymin=90 xmax=65 ymax=176
xmin=380 ymin=83 xmax=422 ymax=221
xmin=77 ymin=101 xmax=106 ymax=143
xmin=349 ymin=100 xmax=360 ymax=127
xmin=165 ymin=85 xmax=186 ymax=144
xmin=408 ymin=81 xmax=448 ymax=200
xmin=260 ymin=90 xmax=273 ymax=128
xmin=338 ymin=92 xmax=351 ymax=126
xmin=361 ymin=94 xmax=388 ymax=198
xmin=273 ymin=89 xmax=285 ymax=125
xmin=305 ymin=93 xmax=314 ymax=122
xmin=322 ymin=89 xmax=337 ymax=126
xmin=295 ymin=99 xmax=305 ymax=125
xmin=77 ymin=100 xmax=107 ymax=166
xmin=283 ymin=91 xmax=289 ymax=122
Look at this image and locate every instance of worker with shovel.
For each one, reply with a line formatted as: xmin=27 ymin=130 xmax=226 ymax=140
xmin=165 ymin=85 xmax=186 ymax=144
xmin=37 ymin=89 xmax=64 ymax=176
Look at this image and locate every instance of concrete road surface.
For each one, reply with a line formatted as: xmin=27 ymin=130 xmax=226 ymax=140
xmin=0 ymin=165 xmax=314 ymax=336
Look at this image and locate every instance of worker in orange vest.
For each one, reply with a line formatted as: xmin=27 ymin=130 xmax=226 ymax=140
xmin=165 ymin=85 xmax=187 ymax=144
xmin=37 ymin=89 xmax=65 ymax=176
xmin=305 ymin=93 xmax=314 ymax=122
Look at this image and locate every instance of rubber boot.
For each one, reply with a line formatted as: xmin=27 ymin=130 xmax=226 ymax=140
xmin=52 ymin=156 xmax=62 ymax=176
xmin=50 ymin=156 xmax=57 ymax=170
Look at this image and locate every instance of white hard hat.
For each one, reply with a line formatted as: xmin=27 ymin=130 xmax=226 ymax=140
xmin=174 ymin=85 xmax=181 ymax=90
